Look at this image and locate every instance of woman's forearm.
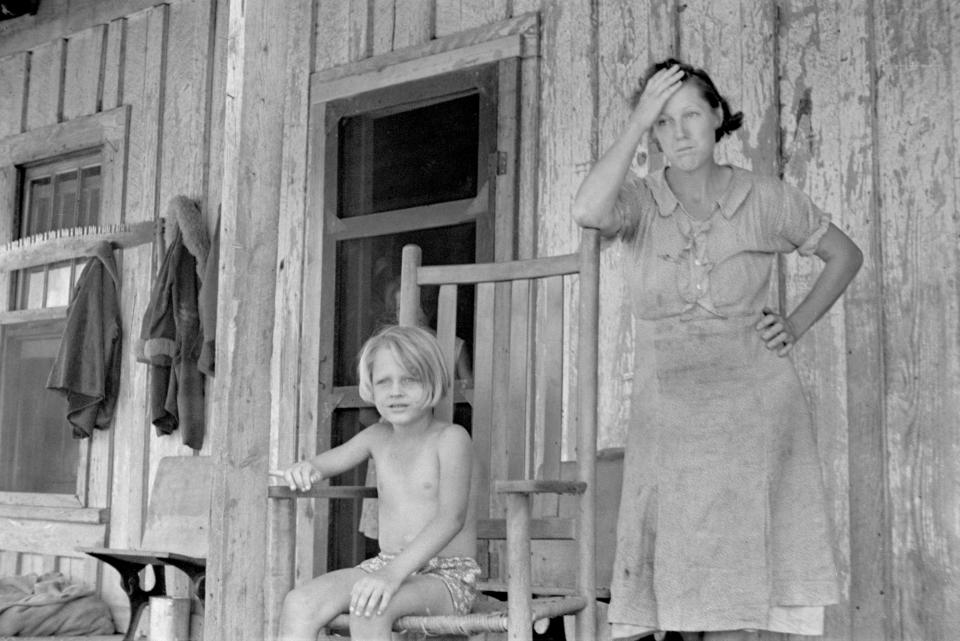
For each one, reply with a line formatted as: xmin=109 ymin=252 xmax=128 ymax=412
xmin=571 ymin=120 xmax=646 ymax=234
xmin=788 ymin=224 xmax=863 ymax=339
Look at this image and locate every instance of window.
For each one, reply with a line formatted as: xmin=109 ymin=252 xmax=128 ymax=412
xmin=0 ymin=105 xmax=129 ymax=506
xmin=0 ymin=152 xmax=101 ymax=495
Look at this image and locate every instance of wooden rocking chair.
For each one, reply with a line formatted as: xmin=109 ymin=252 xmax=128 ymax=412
xmin=269 ymin=228 xmax=601 ymax=640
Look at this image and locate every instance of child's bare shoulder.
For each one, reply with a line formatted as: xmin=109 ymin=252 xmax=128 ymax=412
xmin=432 ymin=421 xmax=472 ymax=452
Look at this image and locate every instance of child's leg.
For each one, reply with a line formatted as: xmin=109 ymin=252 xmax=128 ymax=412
xmin=278 ymin=567 xmax=366 ymax=641
xmin=348 ymin=574 xmax=456 ymax=641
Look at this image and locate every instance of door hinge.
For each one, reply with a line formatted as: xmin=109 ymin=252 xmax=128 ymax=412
xmin=495 ymin=151 xmax=508 ymax=176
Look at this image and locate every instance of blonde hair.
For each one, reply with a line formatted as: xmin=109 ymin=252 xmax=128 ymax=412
xmin=357 ymin=325 xmax=451 ymax=408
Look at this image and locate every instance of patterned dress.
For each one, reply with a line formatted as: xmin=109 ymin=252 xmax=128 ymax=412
xmin=607 ymin=167 xmax=840 ymax=637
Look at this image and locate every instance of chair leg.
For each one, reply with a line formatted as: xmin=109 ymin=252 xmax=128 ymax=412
xmin=103 ymin=560 xmax=168 ymax=641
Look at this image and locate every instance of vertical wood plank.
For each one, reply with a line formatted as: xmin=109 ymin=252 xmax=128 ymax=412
xmin=206 ymin=0 xmax=291 ymax=637
xmin=778 ymin=2 xmax=872 ymax=639
xmin=265 ymin=0 xmax=315 ymax=633
xmin=349 ymin=0 xmax=374 ymax=60
xmin=435 ymin=0 xmax=509 ymax=38
xmin=595 ymin=0 xmax=676 ymax=449
xmin=62 ymin=24 xmax=105 ymax=120
xmin=0 ymin=52 xmax=28 ymax=137
xmin=371 ymin=0 xmax=395 ymax=55
xmin=100 ymin=18 xmax=124 ymax=111
xmin=392 ymin=0 xmax=434 ymax=49
xmin=515 ymin=24 xmax=539 ymax=260
xmin=536 ymin=0 xmax=594 ymax=463
xmin=316 ymin=0 xmax=353 ymax=71
xmin=102 ymin=6 xmax=167 ymax=630
xmin=876 ymin=1 xmax=960 ymax=639
xmin=108 ymin=0 xmax=164 ymax=547
xmin=837 ymin=4 xmax=890 ymax=635
xmin=679 ymin=0 xmax=778 ymax=173
xmin=0 ymin=551 xmax=20 ymax=576
xmin=26 ymin=39 xmax=64 ymax=129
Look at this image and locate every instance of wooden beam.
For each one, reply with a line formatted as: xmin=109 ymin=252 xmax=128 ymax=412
xmin=206 ymin=0 xmax=303 ymax=639
xmin=0 ymin=505 xmax=108 ymax=523
xmin=1 ymin=517 xmax=106 ymax=558
xmin=312 ymin=34 xmax=525 ymax=103
xmin=312 ymin=12 xmax=538 ymax=85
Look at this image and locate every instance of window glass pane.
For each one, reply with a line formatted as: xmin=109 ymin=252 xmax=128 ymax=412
xmin=26 ymin=177 xmax=52 ymax=236
xmin=46 ymin=262 xmax=73 ymax=307
xmin=79 ymin=166 xmax=101 ymax=227
xmin=0 ymin=321 xmax=77 ymax=494
xmin=21 ymin=267 xmax=45 ymax=310
xmin=338 ymin=94 xmax=480 ymax=217
xmin=333 ymin=223 xmax=476 ymax=387
xmin=52 ymin=170 xmax=79 ymax=230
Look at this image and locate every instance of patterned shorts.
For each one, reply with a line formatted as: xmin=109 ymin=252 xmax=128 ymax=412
xmin=357 ymin=553 xmax=481 ymax=615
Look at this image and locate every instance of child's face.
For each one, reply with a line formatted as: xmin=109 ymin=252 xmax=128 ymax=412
xmin=370 ymin=347 xmax=430 ymax=426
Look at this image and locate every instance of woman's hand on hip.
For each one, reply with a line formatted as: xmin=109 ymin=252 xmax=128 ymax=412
xmin=756 ymin=307 xmax=797 ymax=357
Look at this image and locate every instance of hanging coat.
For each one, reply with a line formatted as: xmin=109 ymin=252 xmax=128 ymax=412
xmin=46 ymin=242 xmax=122 ymax=438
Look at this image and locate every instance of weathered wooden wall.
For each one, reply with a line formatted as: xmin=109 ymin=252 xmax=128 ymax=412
xmin=1 ymin=0 xmax=958 ymax=640
xmin=0 ymin=0 xmax=225 ymax=629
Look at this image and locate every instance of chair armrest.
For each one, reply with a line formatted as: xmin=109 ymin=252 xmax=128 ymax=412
xmin=267 ymin=485 xmax=378 ymax=500
xmin=494 ymin=480 xmax=586 ymax=495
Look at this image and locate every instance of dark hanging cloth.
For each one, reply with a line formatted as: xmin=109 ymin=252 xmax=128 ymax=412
xmin=137 ymin=197 xmax=208 ymax=449
xmin=197 ymin=210 xmax=219 ymax=377
xmin=46 ymin=243 xmax=122 ymax=439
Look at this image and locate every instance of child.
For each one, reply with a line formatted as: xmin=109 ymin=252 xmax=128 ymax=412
xmin=277 ymin=325 xmax=479 ymax=641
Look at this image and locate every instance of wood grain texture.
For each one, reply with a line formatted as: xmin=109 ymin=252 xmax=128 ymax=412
xmin=265 ymin=0 xmax=314 ymax=635
xmin=593 ymin=0 xmax=676 ymax=449
xmin=875 ymin=1 xmax=960 ymax=639
xmin=26 ymin=39 xmax=64 ymax=130
xmin=777 ymin=2 xmax=869 ymax=639
xmin=535 ymin=0 xmax=594 ymax=463
xmin=62 ymin=24 xmax=104 ymax=120
xmin=0 ymin=52 xmax=28 ymax=137
xmin=205 ymin=0 xmax=291 ymax=637
xmin=392 ymin=0 xmax=434 ymax=49
xmin=436 ymin=0 xmax=509 ymax=38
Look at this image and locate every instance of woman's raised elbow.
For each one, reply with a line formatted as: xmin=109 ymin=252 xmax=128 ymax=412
xmin=572 ymin=201 xmax=619 ymax=236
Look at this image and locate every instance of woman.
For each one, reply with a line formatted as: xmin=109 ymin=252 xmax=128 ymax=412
xmin=572 ymin=59 xmax=862 ymax=641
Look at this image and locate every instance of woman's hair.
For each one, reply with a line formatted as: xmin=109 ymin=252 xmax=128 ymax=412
xmin=632 ymin=58 xmax=744 ymax=142
xmin=357 ymin=324 xmax=451 ymax=408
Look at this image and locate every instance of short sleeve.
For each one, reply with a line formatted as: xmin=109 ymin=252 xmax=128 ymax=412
xmin=776 ymin=182 xmax=831 ymax=256
xmin=613 ymin=172 xmax=656 ymax=245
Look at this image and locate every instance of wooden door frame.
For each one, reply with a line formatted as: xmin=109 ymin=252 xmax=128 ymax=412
xmin=288 ymin=13 xmax=541 ymax=585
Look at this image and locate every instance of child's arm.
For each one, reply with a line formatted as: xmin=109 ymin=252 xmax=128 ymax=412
xmin=278 ymin=424 xmax=381 ymax=491
xmin=350 ymin=424 xmax=473 ymax=617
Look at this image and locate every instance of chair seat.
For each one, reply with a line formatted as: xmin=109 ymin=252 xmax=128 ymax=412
xmin=328 ymin=595 xmax=587 ymax=636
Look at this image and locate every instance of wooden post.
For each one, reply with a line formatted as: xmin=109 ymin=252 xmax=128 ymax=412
xmin=505 ymin=492 xmax=533 ymax=641
xmin=575 ymin=229 xmax=600 ymax=641
xmin=206 ymin=1 xmax=307 ymax=640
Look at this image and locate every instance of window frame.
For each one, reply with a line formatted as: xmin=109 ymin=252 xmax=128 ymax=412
xmin=293 ymin=13 xmax=540 ymax=576
xmin=0 ymin=105 xmax=129 ymax=509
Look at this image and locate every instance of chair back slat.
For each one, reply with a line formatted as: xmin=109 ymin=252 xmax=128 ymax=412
xmin=471 ymin=281 xmax=496 ymax=520
xmin=435 ymin=283 xmax=459 ymax=422
xmin=536 ymin=274 xmax=566 ymax=517
xmin=506 ymin=278 xmax=532 ymax=481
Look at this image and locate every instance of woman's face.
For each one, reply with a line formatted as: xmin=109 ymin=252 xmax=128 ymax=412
xmin=651 ymin=82 xmax=722 ymax=172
